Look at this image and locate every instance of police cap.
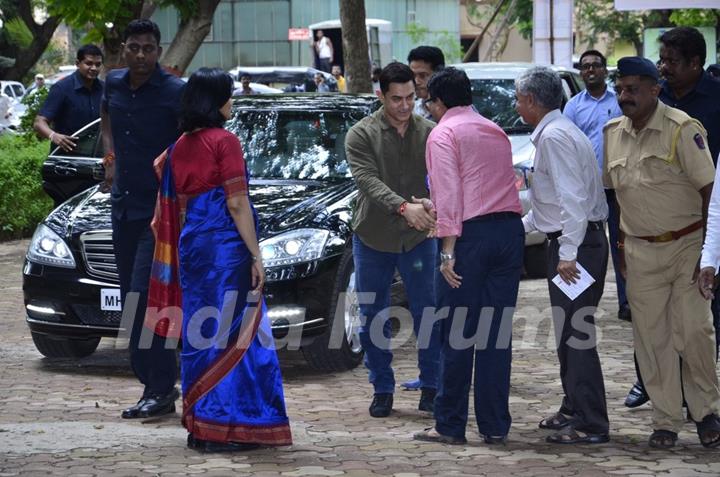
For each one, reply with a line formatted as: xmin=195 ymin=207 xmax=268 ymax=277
xmin=617 ymin=56 xmax=659 ymax=81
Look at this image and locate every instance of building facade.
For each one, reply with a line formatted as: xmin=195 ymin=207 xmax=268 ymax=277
xmin=152 ymin=0 xmax=460 ymax=72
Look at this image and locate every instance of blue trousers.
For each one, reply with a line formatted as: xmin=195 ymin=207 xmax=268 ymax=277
xmin=434 ymin=216 xmax=524 ymax=439
xmin=352 ymin=235 xmax=440 ymax=394
xmin=606 ymin=189 xmax=627 ymax=308
xmin=112 ymin=215 xmax=177 ymax=397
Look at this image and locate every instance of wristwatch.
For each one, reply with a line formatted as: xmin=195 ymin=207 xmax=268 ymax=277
xmin=440 ymin=251 xmax=455 ymax=263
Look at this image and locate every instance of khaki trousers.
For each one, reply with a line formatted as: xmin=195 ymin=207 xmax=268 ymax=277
xmin=625 ymin=230 xmax=720 ymax=431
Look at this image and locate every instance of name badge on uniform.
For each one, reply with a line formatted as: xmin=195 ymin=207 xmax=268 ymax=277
xmin=694 ymin=133 xmax=706 ymax=150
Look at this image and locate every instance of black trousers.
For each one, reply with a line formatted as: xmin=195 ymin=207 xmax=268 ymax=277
xmin=112 ymin=215 xmax=177 ymax=397
xmin=547 ymin=228 xmax=609 ymax=435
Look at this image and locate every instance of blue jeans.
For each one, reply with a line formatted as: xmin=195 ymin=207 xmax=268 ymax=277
xmin=434 ymin=216 xmax=524 ymax=439
xmin=352 ymin=235 xmax=440 ymax=394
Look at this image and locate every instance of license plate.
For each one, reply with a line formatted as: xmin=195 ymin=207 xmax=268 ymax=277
xmin=100 ymin=288 xmax=121 ymax=311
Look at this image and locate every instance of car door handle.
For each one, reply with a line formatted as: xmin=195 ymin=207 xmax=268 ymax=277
xmin=91 ymin=163 xmax=105 ymax=180
xmin=54 ymin=163 xmax=78 ymax=176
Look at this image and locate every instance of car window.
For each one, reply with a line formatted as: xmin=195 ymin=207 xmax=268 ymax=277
xmin=469 ymin=79 xmax=531 ymax=133
xmin=10 ymin=83 xmax=24 ymax=98
xmin=51 ymin=122 xmax=102 ymax=158
xmin=227 ymin=109 xmax=366 ymax=180
xmin=2 ymin=84 xmax=14 ymax=99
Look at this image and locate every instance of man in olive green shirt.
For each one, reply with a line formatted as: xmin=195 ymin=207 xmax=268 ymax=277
xmin=345 ymin=62 xmax=440 ymax=418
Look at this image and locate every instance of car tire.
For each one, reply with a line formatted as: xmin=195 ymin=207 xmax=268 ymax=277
xmin=524 ymin=241 xmax=548 ymax=279
xmin=301 ymin=247 xmax=364 ymax=371
xmin=30 ymin=332 xmax=100 ymax=358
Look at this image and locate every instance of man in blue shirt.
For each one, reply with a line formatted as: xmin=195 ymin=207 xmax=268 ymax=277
xmin=659 ymin=27 xmax=720 ymax=165
xmin=564 ymin=50 xmax=626 ymax=317
xmin=34 ymin=44 xmax=104 ymax=152
xmin=101 ymin=19 xmax=185 ymax=420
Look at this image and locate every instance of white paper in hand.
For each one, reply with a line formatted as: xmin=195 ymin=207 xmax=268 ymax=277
xmin=552 ymin=262 xmax=595 ymax=300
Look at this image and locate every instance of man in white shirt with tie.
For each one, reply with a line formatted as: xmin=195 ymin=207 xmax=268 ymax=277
xmin=516 ymin=66 xmax=610 ymax=445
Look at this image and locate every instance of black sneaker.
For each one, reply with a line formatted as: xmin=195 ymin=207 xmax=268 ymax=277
xmin=369 ymin=393 xmax=393 ymax=418
xmin=418 ymin=387 xmax=436 ymax=413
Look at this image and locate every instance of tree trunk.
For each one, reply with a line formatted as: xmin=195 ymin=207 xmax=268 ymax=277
xmin=339 ymin=0 xmax=373 ymax=93
xmin=463 ymin=0 xmax=508 ymax=63
xmin=481 ymin=0 xmax=517 ymax=62
xmin=161 ymin=0 xmax=221 ymax=76
xmin=0 ymin=0 xmax=61 ymax=80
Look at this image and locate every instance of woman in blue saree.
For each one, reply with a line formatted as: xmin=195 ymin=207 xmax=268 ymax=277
xmin=146 ymin=67 xmax=292 ymax=452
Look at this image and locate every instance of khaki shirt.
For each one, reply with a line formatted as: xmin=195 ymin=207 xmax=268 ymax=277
xmin=345 ymin=107 xmax=434 ymax=253
xmin=603 ymin=101 xmax=715 ymax=237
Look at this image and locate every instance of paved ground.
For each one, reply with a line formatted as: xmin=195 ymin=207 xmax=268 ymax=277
xmin=0 ymin=238 xmax=718 ymax=476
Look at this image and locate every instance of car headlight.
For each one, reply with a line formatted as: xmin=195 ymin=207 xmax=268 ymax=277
xmin=26 ymin=224 xmax=76 ymax=268
xmin=260 ymin=228 xmax=329 ymax=268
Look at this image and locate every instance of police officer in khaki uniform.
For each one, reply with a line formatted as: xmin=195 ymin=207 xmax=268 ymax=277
xmin=604 ymin=57 xmax=720 ymax=449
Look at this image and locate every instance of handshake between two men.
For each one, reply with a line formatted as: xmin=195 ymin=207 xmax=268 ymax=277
xmin=401 ymin=196 xmax=438 ymax=237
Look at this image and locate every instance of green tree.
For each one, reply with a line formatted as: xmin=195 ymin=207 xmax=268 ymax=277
xmin=575 ymin=2 xmax=720 ymax=55
xmin=0 ymin=0 xmax=62 ymax=81
xmin=2 ymin=0 xmax=222 ymax=80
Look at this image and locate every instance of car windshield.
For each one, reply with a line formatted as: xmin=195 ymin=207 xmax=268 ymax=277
xmin=470 ymin=79 xmax=530 ymax=133
xmin=226 ymin=109 xmax=366 ymax=180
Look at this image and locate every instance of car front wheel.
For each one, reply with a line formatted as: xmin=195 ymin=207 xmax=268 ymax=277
xmin=301 ymin=248 xmax=364 ymax=371
xmin=31 ymin=332 xmax=100 ymax=358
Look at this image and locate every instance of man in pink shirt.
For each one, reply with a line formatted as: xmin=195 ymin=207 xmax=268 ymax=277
xmin=414 ymin=67 xmax=524 ymax=446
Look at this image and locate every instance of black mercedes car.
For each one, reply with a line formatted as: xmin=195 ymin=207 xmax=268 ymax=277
xmin=24 ymin=94 xmax=377 ymax=371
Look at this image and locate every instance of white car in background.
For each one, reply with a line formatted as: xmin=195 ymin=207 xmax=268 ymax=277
xmin=1 ymin=80 xmax=27 ymax=128
xmin=453 ymin=63 xmax=586 ymax=277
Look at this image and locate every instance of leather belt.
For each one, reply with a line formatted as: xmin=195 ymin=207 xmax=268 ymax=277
xmin=546 ymin=221 xmax=604 ymax=241
xmin=465 ymin=211 xmax=521 ymax=223
xmin=632 ymin=220 xmax=703 ymax=243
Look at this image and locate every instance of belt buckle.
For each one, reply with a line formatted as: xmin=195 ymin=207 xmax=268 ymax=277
xmin=654 ymin=231 xmax=674 ymax=242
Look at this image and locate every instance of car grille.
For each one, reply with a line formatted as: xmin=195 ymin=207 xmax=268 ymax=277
xmin=80 ymin=230 xmax=119 ymax=283
xmin=71 ymin=304 xmax=123 ymax=327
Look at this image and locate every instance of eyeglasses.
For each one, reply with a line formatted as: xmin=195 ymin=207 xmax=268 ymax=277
xmin=580 ymin=62 xmax=604 ymax=71
xmin=422 ymin=97 xmax=436 ymax=107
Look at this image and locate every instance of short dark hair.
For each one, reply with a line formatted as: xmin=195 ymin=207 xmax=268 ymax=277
xmin=77 ymin=44 xmax=103 ymax=62
xmin=659 ymin=26 xmax=706 ymax=66
xmin=579 ymin=49 xmax=606 ymax=67
xmin=372 ymin=67 xmax=382 ymax=76
xmin=123 ymin=19 xmax=161 ymax=45
xmin=407 ymin=46 xmax=445 ymax=71
xmin=240 ymin=74 xmax=251 ymax=80
xmin=427 ymin=67 xmax=472 ymax=109
xmin=379 ymin=62 xmax=415 ymax=94
xmin=179 ymin=67 xmax=234 ymax=133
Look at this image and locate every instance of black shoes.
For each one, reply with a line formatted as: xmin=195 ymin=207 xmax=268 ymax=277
xmin=418 ymin=387 xmax=436 ymax=414
xmin=122 ymin=387 xmax=180 ymax=419
xmin=121 ymin=398 xmax=148 ymax=419
xmin=618 ymin=304 xmax=632 ymax=322
xmin=624 ymin=382 xmax=649 ymax=408
xmin=369 ymin=393 xmax=393 ymax=418
xmin=188 ymin=433 xmax=260 ymax=453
